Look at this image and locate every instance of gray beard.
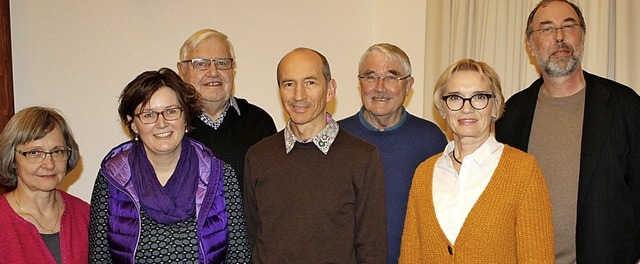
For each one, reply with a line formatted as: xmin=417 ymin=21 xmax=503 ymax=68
xmin=539 ymin=55 xmax=580 ymax=77
xmin=533 ymin=42 xmax=582 ymax=77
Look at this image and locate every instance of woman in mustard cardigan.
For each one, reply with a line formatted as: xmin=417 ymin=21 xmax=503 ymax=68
xmin=399 ymin=58 xmax=554 ymax=263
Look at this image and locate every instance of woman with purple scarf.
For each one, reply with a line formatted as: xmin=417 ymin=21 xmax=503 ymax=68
xmin=88 ymin=68 xmax=228 ymax=263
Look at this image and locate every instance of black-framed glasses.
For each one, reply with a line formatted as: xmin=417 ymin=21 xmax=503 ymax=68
xmin=15 ymin=148 xmax=71 ymax=163
xmin=358 ymin=74 xmax=411 ymax=85
xmin=442 ymin=93 xmax=493 ymax=111
xmin=135 ymin=107 xmax=184 ymax=124
xmin=181 ymin=58 xmax=234 ymax=71
xmin=530 ymin=23 xmax=582 ymax=37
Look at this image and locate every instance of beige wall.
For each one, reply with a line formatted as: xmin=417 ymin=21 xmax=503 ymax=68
xmin=10 ymin=0 xmax=428 ymax=201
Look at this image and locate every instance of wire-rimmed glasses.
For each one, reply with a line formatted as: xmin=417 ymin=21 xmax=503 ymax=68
xmin=181 ymin=58 xmax=233 ymax=71
xmin=15 ymin=148 xmax=71 ymax=163
xmin=530 ymin=23 xmax=582 ymax=37
xmin=358 ymin=74 xmax=411 ymax=85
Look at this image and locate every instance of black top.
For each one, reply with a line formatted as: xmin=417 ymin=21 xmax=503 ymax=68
xmin=189 ymin=97 xmax=277 ymax=194
xmin=41 ymin=233 xmax=61 ymax=264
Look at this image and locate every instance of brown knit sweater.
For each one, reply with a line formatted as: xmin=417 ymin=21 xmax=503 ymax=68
xmin=244 ymin=130 xmax=387 ymax=263
xmin=399 ymin=145 xmax=554 ymax=263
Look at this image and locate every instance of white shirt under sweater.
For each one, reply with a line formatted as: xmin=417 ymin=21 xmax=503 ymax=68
xmin=433 ymin=135 xmax=504 ymax=244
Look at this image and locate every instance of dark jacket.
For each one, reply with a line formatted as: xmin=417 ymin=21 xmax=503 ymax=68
xmin=495 ymin=71 xmax=640 ymax=263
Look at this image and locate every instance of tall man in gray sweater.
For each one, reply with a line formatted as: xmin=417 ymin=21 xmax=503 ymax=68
xmin=495 ymin=1 xmax=640 ymax=263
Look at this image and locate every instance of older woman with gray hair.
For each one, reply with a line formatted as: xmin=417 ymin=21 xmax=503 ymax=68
xmin=0 ymin=106 xmax=89 ymax=263
xmin=400 ymin=58 xmax=554 ymax=263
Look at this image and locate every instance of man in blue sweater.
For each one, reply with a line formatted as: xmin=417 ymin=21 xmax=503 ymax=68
xmin=338 ymin=43 xmax=447 ymax=263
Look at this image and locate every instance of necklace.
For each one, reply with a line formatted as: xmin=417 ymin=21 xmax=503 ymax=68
xmin=452 ymin=149 xmax=463 ymax=164
xmin=13 ymin=192 xmax=60 ymax=234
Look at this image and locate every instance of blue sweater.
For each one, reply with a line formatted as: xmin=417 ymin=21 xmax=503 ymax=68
xmin=338 ymin=109 xmax=447 ymax=264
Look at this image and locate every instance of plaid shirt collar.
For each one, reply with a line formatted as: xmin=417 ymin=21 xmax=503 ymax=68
xmin=198 ymin=97 xmax=241 ymax=130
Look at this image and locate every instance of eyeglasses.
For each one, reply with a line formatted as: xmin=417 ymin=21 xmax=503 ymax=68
xmin=16 ymin=148 xmax=71 ymax=163
xmin=135 ymin=107 xmax=184 ymax=124
xmin=530 ymin=23 xmax=582 ymax=37
xmin=358 ymin=74 xmax=411 ymax=85
xmin=442 ymin=93 xmax=493 ymax=111
xmin=181 ymin=58 xmax=233 ymax=71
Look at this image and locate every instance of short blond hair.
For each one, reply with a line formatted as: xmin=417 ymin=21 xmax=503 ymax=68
xmin=433 ymin=58 xmax=505 ymax=119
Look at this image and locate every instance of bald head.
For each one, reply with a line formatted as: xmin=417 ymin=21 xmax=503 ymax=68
xmin=277 ymin=48 xmax=332 ymax=85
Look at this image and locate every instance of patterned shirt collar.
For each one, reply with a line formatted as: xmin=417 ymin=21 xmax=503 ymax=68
xmin=198 ymin=97 xmax=241 ymax=130
xmin=284 ymin=113 xmax=339 ymax=155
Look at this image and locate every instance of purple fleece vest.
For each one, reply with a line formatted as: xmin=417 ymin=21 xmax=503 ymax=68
xmin=99 ymin=138 xmax=228 ymax=263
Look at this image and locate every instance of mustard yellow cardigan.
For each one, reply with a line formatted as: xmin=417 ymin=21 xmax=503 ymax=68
xmin=399 ymin=145 xmax=554 ymax=263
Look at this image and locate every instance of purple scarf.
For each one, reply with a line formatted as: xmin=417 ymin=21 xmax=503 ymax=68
xmin=129 ymin=138 xmax=199 ymax=224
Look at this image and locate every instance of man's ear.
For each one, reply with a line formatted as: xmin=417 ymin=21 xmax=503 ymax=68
xmin=525 ymin=37 xmax=534 ymax=57
xmin=326 ymin=79 xmax=337 ymax=102
xmin=405 ymin=76 xmax=415 ymax=97
xmin=177 ymin=61 xmax=186 ymax=78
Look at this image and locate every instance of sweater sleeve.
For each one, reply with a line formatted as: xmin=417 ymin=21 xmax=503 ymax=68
xmin=88 ymin=172 xmax=113 ymax=263
xmin=354 ymin=148 xmax=388 ymax=263
xmin=398 ymin=159 xmax=431 ymax=264
xmin=515 ymin=158 xmax=555 ymax=263
xmin=624 ymin=87 xmax=640 ymax=259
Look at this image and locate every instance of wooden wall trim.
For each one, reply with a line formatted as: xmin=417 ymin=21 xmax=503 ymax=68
xmin=1 ymin=0 xmax=14 ymax=132
xmin=1 ymin=0 xmax=13 ymax=193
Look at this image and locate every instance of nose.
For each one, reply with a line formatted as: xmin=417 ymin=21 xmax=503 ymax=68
xmin=554 ymin=28 xmax=565 ymax=42
xmin=373 ymin=77 xmax=386 ymax=91
xmin=155 ymin=114 xmax=169 ymax=127
xmin=206 ymin=63 xmax=220 ymax=77
xmin=460 ymin=99 xmax=475 ymax=113
xmin=293 ymin=85 xmax=306 ymax=101
xmin=40 ymin=154 xmax=56 ymax=169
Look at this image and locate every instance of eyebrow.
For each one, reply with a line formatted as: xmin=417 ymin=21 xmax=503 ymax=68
xmin=22 ymin=145 xmax=67 ymax=150
xmin=539 ymin=17 xmax=578 ymax=26
xmin=362 ymin=70 xmax=376 ymax=75
xmin=361 ymin=69 xmax=402 ymax=76
xmin=304 ymin=76 xmax=319 ymax=83
xmin=444 ymin=90 xmax=492 ymax=96
xmin=140 ymin=105 xmax=181 ymax=111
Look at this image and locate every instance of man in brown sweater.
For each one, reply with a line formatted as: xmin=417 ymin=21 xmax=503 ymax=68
xmin=244 ymin=47 xmax=387 ymax=263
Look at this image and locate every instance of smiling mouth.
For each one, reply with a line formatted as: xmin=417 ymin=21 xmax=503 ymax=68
xmin=458 ymin=118 xmax=477 ymax=124
xmin=290 ymin=103 xmax=310 ymax=112
xmin=371 ymin=96 xmax=391 ymax=101
xmin=293 ymin=106 xmax=307 ymax=111
xmin=204 ymin=81 xmax=222 ymax=86
xmin=155 ymin=132 xmax=173 ymax=138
